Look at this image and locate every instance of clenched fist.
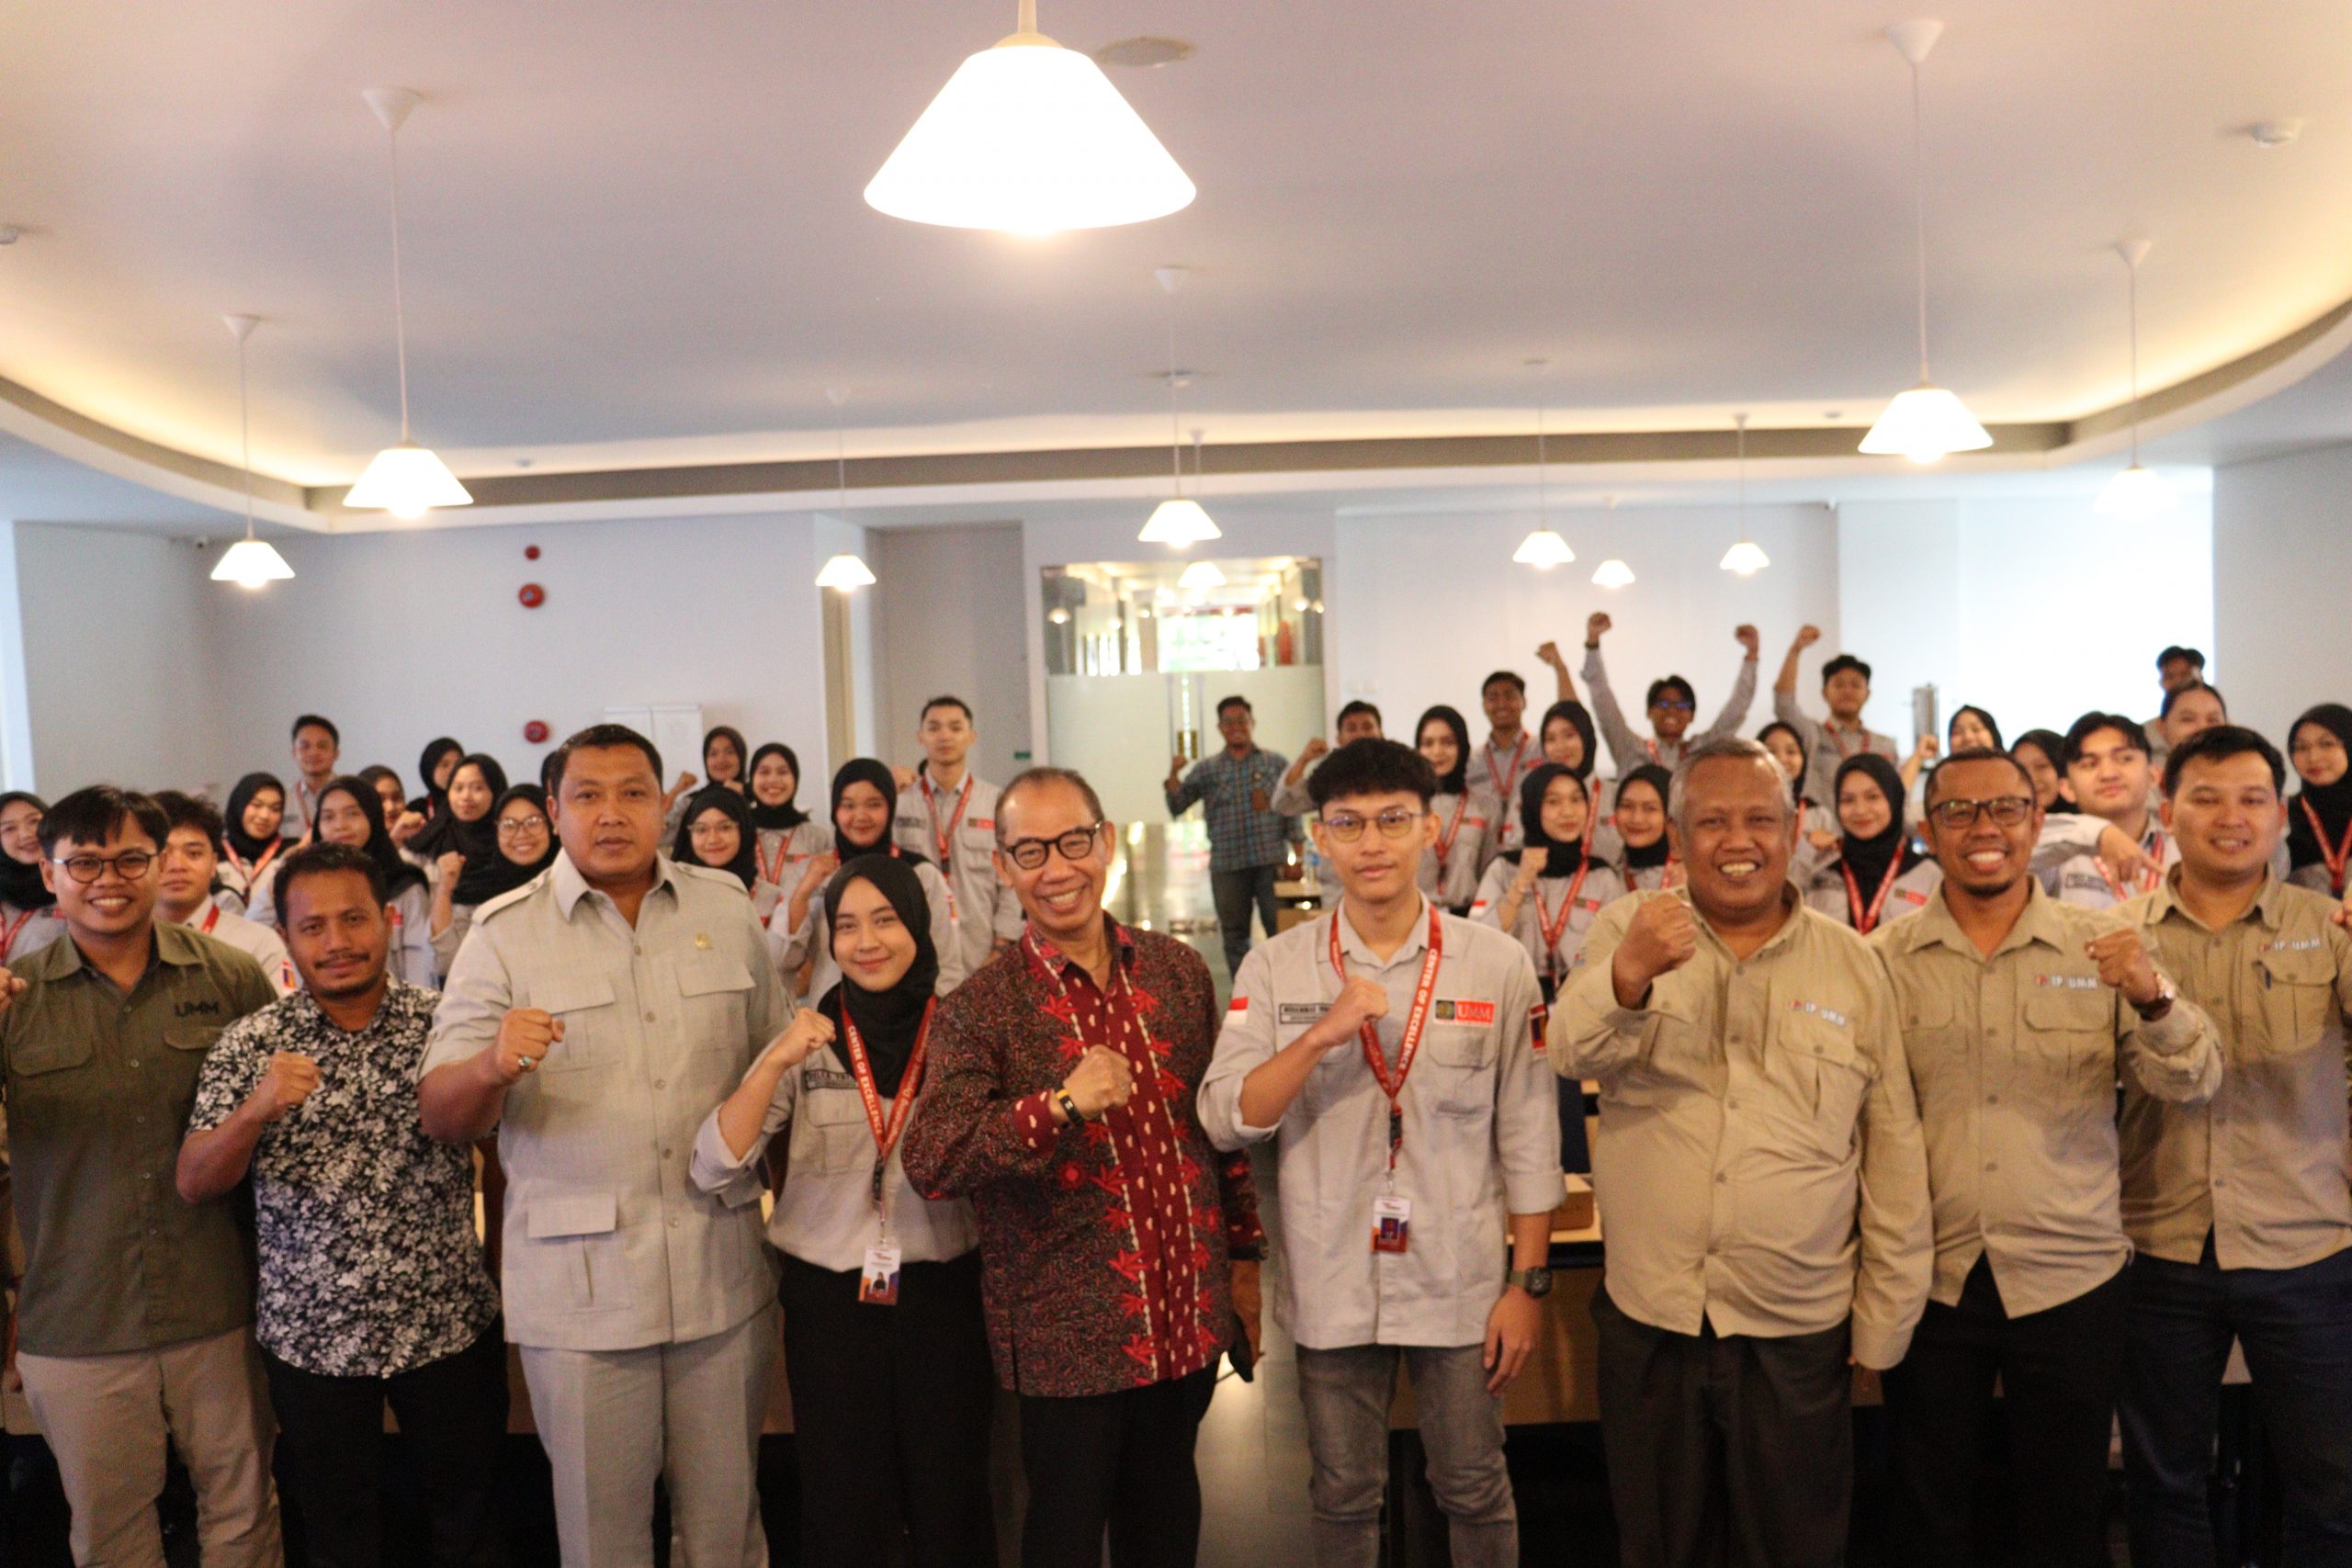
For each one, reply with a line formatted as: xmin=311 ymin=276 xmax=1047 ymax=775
xmin=491 ymin=1008 xmax=563 ymax=1085
xmin=1512 ymin=846 xmax=1550 ymax=887
xmin=1586 ymin=612 xmax=1612 ymax=644
xmin=2086 ymin=930 xmax=2165 ymax=1009
xmin=1299 ymin=737 xmax=1331 ymax=763
xmin=1734 ymin=623 xmax=1759 ymax=656
xmin=1612 ymin=896 xmax=1699 ymax=1006
xmin=795 ymin=851 xmax=842 ymax=895
xmin=758 ymin=1008 xmax=837 ymax=1076
xmin=1791 ymin=624 xmax=1823 ymax=651
xmin=1535 ymin=640 xmax=1566 ymax=669
xmin=1059 ymin=1044 xmax=1135 ymax=1121
xmin=1321 ymin=975 xmax=1390 ymax=1045
xmin=245 ymin=1051 xmax=321 ymax=1122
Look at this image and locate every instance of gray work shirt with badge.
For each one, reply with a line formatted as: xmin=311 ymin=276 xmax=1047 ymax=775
xmin=1803 ymin=855 xmax=1943 ymax=931
xmin=1422 ymin=788 xmax=1498 ymax=910
xmin=1772 ymin=692 xmax=1900 ymax=814
xmin=891 ymin=770 xmax=1023 ymax=977
xmin=2043 ymin=818 xmax=2181 ymax=912
xmin=1581 ymin=646 xmax=1758 ymax=778
xmin=1464 ymin=735 xmax=1541 ymax=867
xmin=418 ymin=850 xmax=788 ymax=1353
xmin=1199 ymin=897 xmax=1560 ymax=1349
xmin=1468 ymin=854 xmax=1630 ymax=988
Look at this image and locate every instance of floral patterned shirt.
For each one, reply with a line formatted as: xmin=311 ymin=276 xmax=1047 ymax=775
xmin=188 ymin=980 xmax=499 ymax=1377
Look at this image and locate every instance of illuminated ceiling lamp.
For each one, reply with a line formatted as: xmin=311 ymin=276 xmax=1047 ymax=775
xmin=1178 ymin=558 xmax=1226 ymax=590
xmin=1590 ymin=494 xmax=1634 ymax=588
xmin=343 ymin=89 xmax=472 ymax=520
xmin=865 ymin=0 xmax=1195 ymax=234
xmin=815 ymin=386 xmax=876 ymax=590
xmin=209 ymin=314 xmax=295 ymax=589
xmin=1511 ymin=358 xmax=1576 ymax=569
xmin=2096 ymin=239 xmax=2176 ymax=521
xmin=1720 ymin=413 xmax=1770 ymax=575
xmin=1859 ymin=22 xmax=1992 ymax=464
xmin=1137 ymin=266 xmax=1221 ymax=547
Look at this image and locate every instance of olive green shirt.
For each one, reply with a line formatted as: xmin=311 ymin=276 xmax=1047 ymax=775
xmin=0 ymin=921 xmax=275 ymax=1356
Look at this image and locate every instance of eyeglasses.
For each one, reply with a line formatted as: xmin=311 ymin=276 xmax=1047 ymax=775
xmin=497 ymin=818 xmax=548 ymax=839
xmin=687 ymin=820 xmax=737 ymax=839
xmin=1927 ymin=795 xmax=2034 ymax=830
xmin=1653 ymin=698 xmax=1694 ymax=713
xmin=1002 ymin=823 xmax=1107 ymax=871
xmin=51 ymin=850 xmax=155 ymax=884
xmin=1319 ymin=807 xmax=1421 ymax=842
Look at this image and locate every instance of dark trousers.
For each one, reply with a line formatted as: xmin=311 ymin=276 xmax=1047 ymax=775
xmin=1883 ymin=1256 xmax=2125 ymax=1568
xmin=777 ymin=1249 xmax=997 ymax=1568
xmin=1017 ymin=1364 xmax=1218 ymax=1568
xmin=260 ymin=1324 xmax=508 ymax=1568
xmin=1209 ymin=865 xmax=1281 ymax=978
xmin=1592 ymin=1282 xmax=1852 ymax=1568
xmin=2120 ymin=1239 xmax=2352 ymax=1568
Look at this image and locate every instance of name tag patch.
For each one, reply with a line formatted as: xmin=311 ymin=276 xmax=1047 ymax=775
xmin=803 ymin=1067 xmax=856 ymax=1091
xmin=1278 ymin=1002 xmax=1330 ymax=1026
xmin=1899 ymin=889 xmax=1929 ymax=905
xmin=2034 ymin=974 xmax=2101 ymax=990
xmin=2261 ymin=937 xmax=2324 ymax=953
xmin=1530 ymin=1003 xmax=1550 ymax=1052
xmin=1785 ymin=999 xmax=1849 ymax=1029
xmin=1434 ymin=998 xmax=1496 ymax=1025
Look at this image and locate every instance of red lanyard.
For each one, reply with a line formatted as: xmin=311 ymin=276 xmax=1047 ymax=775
xmin=919 ymin=773 xmax=976 ymax=865
xmin=0 ymin=908 xmax=34 ymax=960
xmin=1533 ymin=852 xmax=1593 ymax=975
xmin=1828 ymin=723 xmax=1869 ymax=759
xmin=1432 ymin=793 xmax=1472 ymax=870
xmin=756 ymin=830 xmax=801 ymax=887
xmin=2301 ymin=799 xmax=2352 ymax=896
xmin=228 ymin=840 xmax=280 ymax=883
xmin=1328 ymin=905 xmax=1444 ymax=1175
xmin=1485 ymin=736 xmax=1532 ymax=807
xmin=2097 ymin=830 xmax=2167 ymax=902
xmin=1839 ymin=855 xmax=1905 ymax=934
xmin=198 ymin=903 xmax=221 ymax=935
xmin=837 ymin=998 xmax=936 ymax=1217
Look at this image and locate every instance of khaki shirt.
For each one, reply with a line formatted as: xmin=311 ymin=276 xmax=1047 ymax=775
xmin=2116 ymin=874 xmax=2352 ymax=1270
xmin=892 ymin=771 xmax=1024 ymax=977
xmin=1199 ymin=897 xmax=1559 ymax=1349
xmin=419 ymin=851 xmax=789 ymax=1352
xmin=0 ymin=922 xmax=276 ymax=1356
xmin=1469 ymin=856 xmax=1630 ymax=989
xmin=1871 ymin=885 xmax=2222 ymax=1314
xmin=1550 ymin=888 xmax=1932 ymax=1368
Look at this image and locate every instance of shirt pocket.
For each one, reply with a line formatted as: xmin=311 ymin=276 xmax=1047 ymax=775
xmin=532 ymin=975 xmax=616 ymax=1073
xmin=522 ymin=1188 xmax=620 ymax=1309
xmin=1764 ymin=1012 xmax=1870 ymax=1155
xmin=164 ymin=1024 xmax=223 ymax=1055
xmin=1422 ymin=1024 xmax=1497 ymax=1115
xmin=1294 ymin=1025 xmax=1357 ymax=1117
xmin=2022 ymin=987 xmax=2117 ymax=1097
xmin=1897 ymin=989 xmax=1960 ymax=1091
xmin=801 ymin=1087 xmax=873 ymax=1176
xmin=2255 ymin=948 xmax=2340 ymax=1055
xmin=9 ymin=1029 xmax=95 ymax=1077
xmin=676 ymin=954 xmax=754 ymax=1053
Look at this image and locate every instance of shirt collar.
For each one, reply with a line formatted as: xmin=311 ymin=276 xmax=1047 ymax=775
xmin=2145 ymin=866 xmax=2284 ymax=932
xmin=31 ymin=921 xmax=199 ymax=983
xmin=1900 ymin=877 xmax=2067 ymax=961
xmin=1335 ymin=894 xmax=1434 ymax=971
xmin=1688 ymin=882 xmax=1805 ymax=960
xmin=550 ymin=848 xmax=679 ymax=918
xmin=1022 ymin=913 xmax=1136 ymax=984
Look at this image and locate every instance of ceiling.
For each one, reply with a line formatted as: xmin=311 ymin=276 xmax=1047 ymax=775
xmin=0 ymin=0 xmax=2346 ymax=527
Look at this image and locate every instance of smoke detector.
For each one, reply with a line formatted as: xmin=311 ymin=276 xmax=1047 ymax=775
xmin=2248 ymin=120 xmax=2302 ymax=149
xmin=1093 ymin=37 xmax=1194 ymax=69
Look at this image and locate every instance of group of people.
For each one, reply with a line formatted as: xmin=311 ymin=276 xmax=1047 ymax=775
xmin=0 ymin=614 xmax=2345 ymax=1568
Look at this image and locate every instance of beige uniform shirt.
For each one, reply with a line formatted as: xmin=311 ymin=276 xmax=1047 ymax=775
xmin=1870 ymin=885 xmax=2222 ymax=1314
xmin=891 ymin=771 xmax=1024 ymax=977
xmin=1423 ymin=789 xmax=1498 ymax=909
xmin=1469 ymin=855 xmax=1630 ymax=989
xmin=1550 ymin=888 xmax=1932 ymax=1368
xmin=1804 ymin=855 xmax=1942 ymax=932
xmin=2116 ymin=874 xmax=2352 ymax=1271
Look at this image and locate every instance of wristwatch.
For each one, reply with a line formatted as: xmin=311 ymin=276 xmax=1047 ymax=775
xmin=2132 ymin=974 xmax=2177 ymax=1021
xmin=1055 ymin=1089 xmax=1087 ymax=1125
xmin=1504 ymin=1266 xmax=1553 ymax=1299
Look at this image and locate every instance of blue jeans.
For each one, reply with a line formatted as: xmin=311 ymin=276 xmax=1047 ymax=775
xmin=2120 ymin=1240 xmax=2352 ymax=1567
xmin=1209 ymin=865 xmax=1282 ymax=979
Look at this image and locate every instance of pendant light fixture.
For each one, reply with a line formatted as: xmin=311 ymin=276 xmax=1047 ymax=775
xmin=1720 ymin=413 xmax=1771 ymax=575
xmin=1511 ymin=359 xmax=1575 ymax=569
xmin=1138 ymin=267 xmax=1220 ymax=547
xmin=2097 ymin=239 xmax=2175 ymax=521
xmin=1591 ymin=497 xmax=1635 ymax=589
xmin=815 ymin=387 xmax=877 ymax=590
xmin=1178 ymin=558 xmax=1226 ymax=591
xmin=1859 ymin=22 xmax=1991 ymax=464
xmin=210 ymin=314 xmax=295 ymax=589
xmin=865 ymin=0 xmax=1195 ymax=234
xmin=344 ymin=89 xmax=472 ymax=520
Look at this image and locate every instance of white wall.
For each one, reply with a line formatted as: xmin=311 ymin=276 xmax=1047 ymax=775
xmin=873 ymin=523 xmax=1031 ymax=782
xmin=2214 ymin=442 xmax=2352 ymax=747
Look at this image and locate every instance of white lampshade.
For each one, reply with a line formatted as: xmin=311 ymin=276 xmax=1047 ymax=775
xmin=345 ymin=441 xmax=472 ymax=519
xmin=1178 ymin=558 xmax=1226 ymax=590
xmin=2096 ymin=464 xmax=2176 ymax=521
xmin=1859 ymin=384 xmax=1992 ymax=463
xmin=210 ymin=537 xmax=296 ymax=588
xmin=865 ymin=28 xmax=1195 ymax=234
xmin=1512 ymin=528 xmax=1576 ymax=569
xmin=815 ymin=554 xmax=877 ymax=590
xmin=1719 ymin=539 xmax=1772 ymax=576
xmin=1138 ymin=496 xmax=1220 ymax=546
xmin=1591 ymin=558 xmax=1636 ymax=590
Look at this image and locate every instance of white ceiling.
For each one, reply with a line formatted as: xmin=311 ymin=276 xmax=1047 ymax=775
xmin=0 ymin=0 xmax=2346 ymax=513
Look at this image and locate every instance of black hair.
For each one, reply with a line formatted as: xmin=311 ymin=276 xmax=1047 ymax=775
xmin=996 ymin=767 xmax=1106 ymax=847
xmin=1645 ymin=675 xmax=1696 ymax=709
xmin=701 ymin=726 xmax=749 ymax=782
xmin=2156 ymin=646 xmax=2206 ymax=671
xmin=548 ymin=724 xmax=663 ymax=795
xmin=2061 ymin=712 xmax=2151 ymax=769
xmin=1480 ymin=670 xmax=1527 ymax=696
xmin=1946 ymin=704 xmax=2005 ymax=752
xmin=1923 ymin=747 xmax=2037 ymax=809
xmin=1216 ymin=694 xmax=1252 ymax=719
xmin=1307 ymin=738 xmax=1436 ymax=810
xmin=2162 ymin=724 xmax=2285 ymax=797
xmin=357 ymin=763 xmax=405 ymax=801
xmin=673 ymin=784 xmax=760 ymax=890
xmin=920 ymin=695 xmax=974 ymax=723
xmin=2160 ymin=682 xmax=2226 ymax=721
xmin=1334 ymin=700 xmax=1383 ymax=732
xmin=1413 ymin=705 xmax=1473 ymax=795
xmin=273 ymin=840 xmax=388 ymax=920
xmin=1820 ymin=654 xmax=1871 ymax=686
xmin=39 ymin=785 xmax=167 ymax=856
xmin=150 ymin=790 xmax=226 ymax=856
xmin=311 ymin=773 xmax=428 ymax=900
xmin=290 ymin=713 xmax=340 ymax=746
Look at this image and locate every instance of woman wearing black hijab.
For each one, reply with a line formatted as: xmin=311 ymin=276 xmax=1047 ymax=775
xmin=1612 ymin=763 xmax=1679 ymax=891
xmin=427 ymin=783 xmax=556 ymax=978
xmin=1472 ymin=763 xmax=1628 ymax=996
xmin=773 ymin=760 xmax=964 ymax=1002
xmin=220 ymin=772 xmax=292 ymax=918
xmin=1414 ymin=705 xmax=1495 ymax=911
xmin=424 ymin=754 xmax=513 ymax=960
xmin=1805 ymin=752 xmax=1939 ymax=932
xmin=406 ymin=738 xmax=467 ymax=856
xmin=2288 ymin=703 xmax=2352 ymax=897
xmin=309 ymin=774 xmax=435 ymax=984
xmin=2011 ymin=728 xmax=2071 ymax=816
xmin=0 ymin=791 xmax=64 ymax=962
xmin=746 ymin=742 xmax=831 ymax=919
xmin=662 ymin=724 xmax=752 ymax=832
xmin=697 ymin=855 xmax=993 ymax=1567
xmin=673 ymin=783 xmax=763 ymax=902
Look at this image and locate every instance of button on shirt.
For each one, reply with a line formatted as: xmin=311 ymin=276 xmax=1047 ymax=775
xmin=892 ymin=771 xmax=1024 ymax=977
xmin=1772 ymin=694 xmax=1899 ymax=812
xmin=1582 ymin=647 xmax=1758 ymax=778
xmin=187 ymin=982 xmax=500 ymax=1377
xmin=1552 ymin=888 xmax=1932 ymax=1368
xmin=1165 ymin=748 xmax=1299 ymax=873
xmin=419 ymin=852 xmax=788 ymax=1352
xmin=2117 ymin=874 xmax=2352 ymax=1271
xmin=1870 ymin=885 xmax=2222 ymax=1315
xmin=1200 ymin=900 xmax=1559 ymax=1349
xmin=0 ymin=923 xmax=276 ymax=1357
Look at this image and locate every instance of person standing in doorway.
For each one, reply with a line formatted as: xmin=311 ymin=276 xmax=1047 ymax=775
xmin=1165 ymin=696 xmax=1300 ymax=979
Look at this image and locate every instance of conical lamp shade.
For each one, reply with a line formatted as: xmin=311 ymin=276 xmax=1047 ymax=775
xmin=865 ymin=33 xmax=1195 ymax=233
xmin=1138 ymin=497 xmax=1220 ymax=546
xmin=1591 ymin=558 xmax=1636 ymax=590
xmin=210 ymin=537 xmax=296 ymax=588
xmin=1719 ymin=539 xmax=1771 ymax=576
xmin=815 ymin=554 xmax=878 ymax=591
xmin=1859 ymin=385 xmax=1993 ymax=463
xmin=2096 ymin=464 xmax=2176 ymax=522
xmin=345 ymin=441 xmax=472 ymax=519
xmin=1177 ymin=559 xmax=1226 ymax=590
xmin=1512 ymin=528 xmax=1576 ymax=569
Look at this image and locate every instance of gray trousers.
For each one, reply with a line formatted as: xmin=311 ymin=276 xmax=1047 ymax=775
xmin=519 ymin=1302 xmax=776 ymax=1568
xmin=1294 ymin=1342 xmax=1517 ymax=1568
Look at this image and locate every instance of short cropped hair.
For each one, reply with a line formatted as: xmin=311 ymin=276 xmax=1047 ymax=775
xmin=39 ymin=785 xmax=169 ymax=856
xmin=274 ymin=840 xmax=388 ymax=920
xmin=2160 ymin=682 xmax=2226 ymax=720
xmin=1820 ymin=654 xmax=1871 ymax=686
xmin=920 ymin=695 xmax=973 ymax=723
xmin=291 ymin=714 xmax=340 ymax=746
xmin=2162 ymin=724 xmax=2285 ymax=797
xmin=2060 ymin=712 xmax=2151 ymax=768
xmin=1667 ymin=736 xmax=1791 ymax=835
xmin=546 ymin=724 xmax=663 ymax=796
xmin=1645 ymin=675 xmax=1696 ymax=709
xmin=1334 ymin=699 xmax=1383 ymax=732
xmin=1216 ymin=694 xmax=1252 ymax=719
xmin=1479 ymin=671 xmax=1526 ymax=696
xmin=996 ymin=767 xmax=1108 ymax=847
xmin=1923 ymin=747 xmax=2037 ymax=810
xmin=151 ymin=789 xmax=226 ymax=855
xmin=2156 ymin=646 xmax=2206 ymax=671
xmin=1308 ymin=738 xmax=1437 ymax=810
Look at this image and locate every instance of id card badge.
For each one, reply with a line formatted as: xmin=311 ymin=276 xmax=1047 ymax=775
xmin=1371 ymin=1195 xmax=1412 ymax=1255
xmin=858 ymin=1245 xmax=903 ymax=1306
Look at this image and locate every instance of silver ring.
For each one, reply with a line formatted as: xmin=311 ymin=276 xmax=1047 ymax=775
xmin=517 ymin=1054 xmax=539 ymax=1074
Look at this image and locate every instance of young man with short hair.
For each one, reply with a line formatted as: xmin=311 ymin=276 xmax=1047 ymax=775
xmin=2113 ymin=726 xmax=2352 ymax=1565
xmin=1463 ymin=671 xmax=1536 ymax=829
xmin=1772 ymin=625 xmax=1899 ymax=807
xmin=1580 ymin=613 xmax=1761 ymax=776
xmin=892 ymin=694 xmax=1024 ymax=975
xmin=153 ymin=790 xmax=295 ymax=996
xmin=1269 ymin=700 xmax=1385 ymax=816
xmin=289 ymin=714 xmax=342 ymax=833
xmin=2045 ymin=713 xmax=2175 ymax=909
xmin=1166 ymin=695 xmax=1301 ymax=978
xmin=1202 ymin=738 xmax=1559 ymax=1568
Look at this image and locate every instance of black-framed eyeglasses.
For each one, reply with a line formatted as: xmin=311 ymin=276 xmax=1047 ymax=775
xmin=1927 ymin=795 xmax=2034 ymax=830
xmin=1319 ymin=807 xmax=1421 ymax=842
xmin=1001 ymin=822 xmax=1107 ymax=871
xmin=51 ymin=850 xmax=155 ymax=884
xmin=497 ymin=817 xmax=548 ymax=839
xmin=1653 ymin=698 xmax=1695 ymax=713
